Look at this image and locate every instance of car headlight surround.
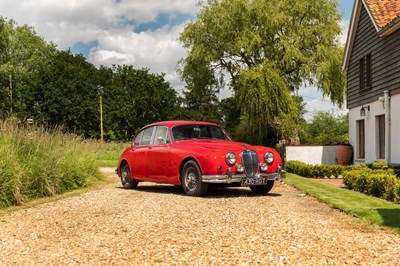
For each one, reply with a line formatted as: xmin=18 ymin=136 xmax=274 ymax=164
xmin=264 ymin=151 xmax=274 ymax=164
xmin=226 ymin=152 xmax=236 ymax=166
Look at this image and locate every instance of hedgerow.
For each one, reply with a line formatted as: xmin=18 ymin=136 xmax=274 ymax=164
xmin=285 ymin=160 xmax=400 ymax=203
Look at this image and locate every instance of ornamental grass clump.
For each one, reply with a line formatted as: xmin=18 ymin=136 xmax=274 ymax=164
xmin=0 ymin=120 xmax=103 ymax=208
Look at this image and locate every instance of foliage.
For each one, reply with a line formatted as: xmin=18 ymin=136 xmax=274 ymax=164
xmin=0 ymin=16 xmax=181 ymax=141
xmin=178 ymin=0 xmax=346 ymax=145
xmin=98 ymin=142 xmax=130 ymax=167
xmin=286 ymin=160 xmax=400 ymax=202
xmin=369 ymin=160 xmax=389 ymax=170
xmin=342 ymin=168 xmax=399 ymax=202
xmin=100 ymin=66 xmax=180 ymax=141
xmin=285 ymin=173 xmax=400 ymax=233
xmin=0 ymin=119 xmax=103 ymax=208
xmin=301 ymin=111 xmax=348 ymax=145
xmin=285 ymin=160 xmax=361 ymax=178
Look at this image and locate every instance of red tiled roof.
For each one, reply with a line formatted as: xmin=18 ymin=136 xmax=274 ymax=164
xmin=364 ymin=0 xmax=400 ymax=29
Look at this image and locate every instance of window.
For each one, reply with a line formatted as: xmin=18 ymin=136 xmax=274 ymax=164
xmin=359 ymin=58 xmax=364 ymax=89
xmin=139 ymin=127 xmax=154 ymax=146
xmin=153 ymin=126 xmax=169 ymax=144
xmin=366 ymin=54 xmax=372 ymax=87
xmin=134 ymin=131 xmax=144 ymax=146
xmin=359 ymin=54 xmax=372 ymax=90
xmin=377 ymin=115 xmax=385 ymax=159
xmin=356 ymin=120 xmax=365 ymax=159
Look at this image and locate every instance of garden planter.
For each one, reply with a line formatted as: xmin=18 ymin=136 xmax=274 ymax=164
xmin=336 ymin=144 xmax=353 ymax=165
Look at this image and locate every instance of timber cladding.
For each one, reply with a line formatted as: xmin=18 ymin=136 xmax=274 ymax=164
xmin=347 ymin=4 xmax=400 ymax=109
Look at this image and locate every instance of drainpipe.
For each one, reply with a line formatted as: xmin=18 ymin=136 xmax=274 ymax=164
xmin=384 ymin=90 xmax=391 ymax=164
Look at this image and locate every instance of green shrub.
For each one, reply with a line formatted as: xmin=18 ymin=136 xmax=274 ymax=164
xmin=369 ymin=161 xmax=389 ymax=170
xmin=285 ymin=160 xmax=352 ymax=178
xmin=286 ymin=160 xmax=400 ymax=202
xmin=343 ymin=168 xmax=400 ymax=202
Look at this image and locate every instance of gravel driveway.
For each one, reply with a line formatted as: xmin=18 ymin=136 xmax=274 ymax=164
xmin=0 ymin=168 xmax=399 ymax=265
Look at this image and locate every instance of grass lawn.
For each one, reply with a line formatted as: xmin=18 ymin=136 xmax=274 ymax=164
xmin=285 ymin=173 xmax=400 ymax=234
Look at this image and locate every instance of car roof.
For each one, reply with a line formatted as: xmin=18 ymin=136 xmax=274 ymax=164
xmin=146 ymin=120 xmax=220 ymax=128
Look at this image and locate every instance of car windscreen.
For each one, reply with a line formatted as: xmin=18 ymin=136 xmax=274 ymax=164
xmin=172 ymin=124 xmax=230 ymax=141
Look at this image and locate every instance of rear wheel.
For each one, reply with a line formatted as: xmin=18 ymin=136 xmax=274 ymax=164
xmin=250 ymin=180 xmax=274 ymax=194
xmin=120 ymin=163 xmax=138 ymax=189
xmin=181 ymin=160 xmax=208 ymax=197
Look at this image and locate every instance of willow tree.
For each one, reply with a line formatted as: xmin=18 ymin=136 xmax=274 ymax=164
xmin=178 ymin=0 xmax=346 ymax=145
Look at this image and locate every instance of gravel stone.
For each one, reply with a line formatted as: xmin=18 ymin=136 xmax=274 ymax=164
xmin=0 ymin=169 xmax=399 ymax=265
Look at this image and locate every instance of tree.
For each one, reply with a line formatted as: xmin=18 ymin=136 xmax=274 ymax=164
xmin=301 ymin=111 xmax=348 ymax=145
xmin=101 ymin=66 xmax=180 ymax=141
xmin=179 ymin=0 xmax=346 ymax=145
xmin=0 ymin=17 xmax=56 ymax=120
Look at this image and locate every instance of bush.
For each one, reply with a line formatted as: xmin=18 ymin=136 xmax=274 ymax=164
xmin=343 ymin=169 xmax=400 ymax=202
xmin=0 ymin=120 xmax=103 ymax=207
xmin=285 ymin=160 xmax=354 ymax=178
xmin=369 ymin=161 xmax=389 ymax=170
xmin=287 ymin=160 xmax=400 ymax=202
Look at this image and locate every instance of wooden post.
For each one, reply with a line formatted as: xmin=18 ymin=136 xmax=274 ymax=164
xmin=100 ymin=95 xmax=104 ymax=143
xmin=9 ymin=74 xmax=12 ymax=115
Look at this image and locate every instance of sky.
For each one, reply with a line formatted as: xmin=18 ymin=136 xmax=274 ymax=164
xmin=0 ymin=0 xmax=355 ymax=120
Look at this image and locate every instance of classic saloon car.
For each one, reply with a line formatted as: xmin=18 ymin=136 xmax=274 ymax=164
xmin=117 ymin=121 xmax=285 ymax=196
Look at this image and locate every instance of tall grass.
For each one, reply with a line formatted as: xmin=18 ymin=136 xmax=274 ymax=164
xmin=0 ymin=120 xmax=103 ymax=208
xmin=98 ymin=142 xmax=129 ymax=167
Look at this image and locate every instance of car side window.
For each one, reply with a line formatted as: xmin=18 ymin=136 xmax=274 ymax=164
xmin=134 ymin=131 xmax=144 ymax=146
xmin=153 ymin=126 xmax=169 ymax=144
xmin=140 ymin=127 xmax=154 ymax=146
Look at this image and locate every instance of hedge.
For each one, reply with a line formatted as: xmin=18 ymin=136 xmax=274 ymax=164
xmin=285 ymin=160 xmax=400 ymax=203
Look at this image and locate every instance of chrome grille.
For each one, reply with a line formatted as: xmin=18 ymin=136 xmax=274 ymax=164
xmin=241 ymin=150 xmax=259 ymax=177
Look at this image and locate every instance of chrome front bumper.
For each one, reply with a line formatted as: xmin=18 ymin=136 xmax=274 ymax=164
xmin=202 ymin=168 xmax=286 ymax=184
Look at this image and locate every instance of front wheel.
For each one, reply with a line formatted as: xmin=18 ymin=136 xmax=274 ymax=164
xmin=181 ymin=160 xmax=208 ymax=197
xmin=250 ymin=180 xmax=274 ymax=194
xmin=120 ymin=163 xmax=138 ymax=189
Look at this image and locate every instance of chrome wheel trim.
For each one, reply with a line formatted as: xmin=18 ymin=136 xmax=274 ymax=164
xmin=121 ymin=165 xmax=130 ymax=184
xmin=185 ymin=168 xmax=198 ymax=192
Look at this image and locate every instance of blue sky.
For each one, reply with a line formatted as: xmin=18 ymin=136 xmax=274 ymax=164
xmin=0 ymin=0 xmax=354 ymax=120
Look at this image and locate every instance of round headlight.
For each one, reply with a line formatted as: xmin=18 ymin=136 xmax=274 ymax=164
xmin=265 ymin=152 xmax=274 ymax=164
xmin=226 ymin=152 xmax=236 ymax=166
xmin=260 ymin=162 xmax=268 ymax=172
xmin=236 ymin=163 xmax=244 ymax=173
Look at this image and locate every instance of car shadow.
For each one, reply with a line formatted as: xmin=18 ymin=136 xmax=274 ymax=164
xmin=117 ymin=184 xmax=282 ymax=198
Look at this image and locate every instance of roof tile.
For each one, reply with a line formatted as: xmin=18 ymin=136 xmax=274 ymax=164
xmin=364 ymin=0 xmax=400 ymax=29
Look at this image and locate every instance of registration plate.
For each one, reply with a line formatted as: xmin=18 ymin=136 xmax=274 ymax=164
xmin=241 ymin=177 xmax=269 ymax=186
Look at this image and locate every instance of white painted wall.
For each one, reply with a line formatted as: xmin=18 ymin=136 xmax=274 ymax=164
xmin=285 ymin=146 xmax=338 ymax=165
xmin=348 ymin=93 xmax=400 ymax=165
xmin=390 ymin=94 xmax=400 ymax=164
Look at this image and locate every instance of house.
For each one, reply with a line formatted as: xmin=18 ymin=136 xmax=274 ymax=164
xmin=342 ymin=0 xmax=400 ymax=166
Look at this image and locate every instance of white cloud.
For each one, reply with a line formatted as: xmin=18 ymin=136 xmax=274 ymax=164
xmin=339 ymin=19 xmax=350 ymax=45
xmin=298 ymin=86 xmax=348 ymax=121
xmin=89 ymin=23 xmax=188 ymax=90
xmin=0 ymin=0 xmax=198 ymax=49
xmin=0 ymin=0 xmax=198 ymax=92
xmin=0 ymin=0 xmax=351 ymax=120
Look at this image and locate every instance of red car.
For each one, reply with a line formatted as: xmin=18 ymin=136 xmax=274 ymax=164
xmin=117 ymin=121 xmax=285 ymax=196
